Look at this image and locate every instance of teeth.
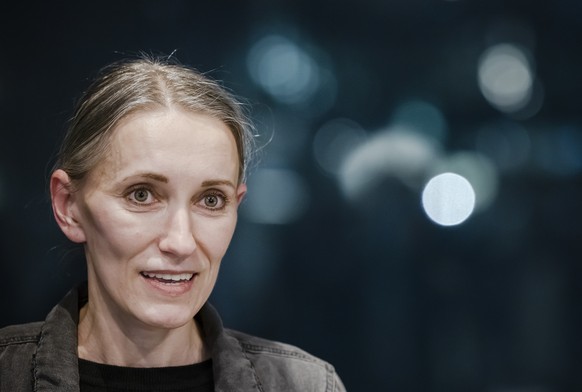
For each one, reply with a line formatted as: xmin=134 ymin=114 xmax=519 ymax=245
xmin=142 ymin=272 xmax=193 ymax=281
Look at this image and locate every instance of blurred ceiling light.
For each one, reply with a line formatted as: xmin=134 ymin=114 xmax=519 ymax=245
xmin=429 ymin=151 xmax=498 ymax=211
xmin=242 ymin=168 xmax=310 ymax=225
xmin=247 ymin=35 xmax=320 ymax=105
xmin=478 ymin=43 xmax=535 ymax=113
xmin=339 ymin=127 xmax=439 ymax=200
xmin=391 ymin=100 xmax=448 ymax=145
xmin=422 ymin=172 xmax=476 ymax=226
xmin=313 ymin=118 xmax=367 ymax=176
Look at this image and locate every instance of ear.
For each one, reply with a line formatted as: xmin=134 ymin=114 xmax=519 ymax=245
xmin=236 ymin=183 xmax=247 ymax=205
xmin=50 ymin=169 xmax=86 ymax=243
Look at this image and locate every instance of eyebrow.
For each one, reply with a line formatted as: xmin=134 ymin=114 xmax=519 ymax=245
xmin=124 ymin=173 xmax=235 ymax=189
xmin=124 ymin=173 xmax=169 ymax=183
xmin=202 ymin=179 xmax=236 ymax=189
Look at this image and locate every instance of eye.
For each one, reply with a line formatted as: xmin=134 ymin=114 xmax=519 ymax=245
xmin=127 ymin=187 xmax=155 ymax=205
xmin=200 ymin=192 xmax=227 ymax=210
xmin=205 ymin=195 xmax=219 ymax=208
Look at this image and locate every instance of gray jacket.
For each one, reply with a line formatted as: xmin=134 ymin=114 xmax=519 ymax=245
xmin=0 ymin=285 xmax=345 ymax=391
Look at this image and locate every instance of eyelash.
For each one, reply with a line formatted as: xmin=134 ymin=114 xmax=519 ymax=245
xmin=124 ymin=186 xmax=229 ymax=211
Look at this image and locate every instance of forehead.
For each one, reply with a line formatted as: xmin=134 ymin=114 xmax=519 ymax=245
xmin=89 ymin=108 xmax=240 ymax=184
xmin=114 ymin=108 xmax=234 ymax=150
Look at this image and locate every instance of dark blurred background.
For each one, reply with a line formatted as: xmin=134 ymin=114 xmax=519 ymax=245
xmin=1 ymin=0 xmax=581 ymax=390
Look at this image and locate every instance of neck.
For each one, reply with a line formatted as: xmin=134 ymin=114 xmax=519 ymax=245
xmin=77 ymin=302 xmax=208 ymax=367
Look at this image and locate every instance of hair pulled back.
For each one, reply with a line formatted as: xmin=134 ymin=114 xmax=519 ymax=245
xmin=55 ymin=56 xmax=255 ymax=184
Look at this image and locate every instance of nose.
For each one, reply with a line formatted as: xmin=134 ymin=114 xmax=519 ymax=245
xmin=158 ymin=208 xmax=197 ymax=258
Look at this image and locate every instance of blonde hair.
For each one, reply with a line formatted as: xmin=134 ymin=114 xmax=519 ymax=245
xmin=55 ymin=56 xmax=255 ymax=184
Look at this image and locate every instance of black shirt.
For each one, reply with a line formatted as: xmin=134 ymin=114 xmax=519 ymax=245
xmin=79 ymin=358 xmax=214 ymax=392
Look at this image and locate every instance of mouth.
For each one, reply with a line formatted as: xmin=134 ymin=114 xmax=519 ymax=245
xmin=140 ymin=271 xmax=195 ymax=284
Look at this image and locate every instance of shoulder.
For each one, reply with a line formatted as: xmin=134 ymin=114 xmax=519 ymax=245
xmin=224 ymin=329 xmax=345 ymax=392
xmin=0 ymin=322 xmax=42 ymax=348
xmin=0 ymin=322 xmax=41 ymax=389
xmin=226 ymin=328 xmax=328 ymax=364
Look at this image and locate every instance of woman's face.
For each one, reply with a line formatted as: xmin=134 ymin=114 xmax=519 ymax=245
xmin=68 ymin=108 xmax=245 ymax=330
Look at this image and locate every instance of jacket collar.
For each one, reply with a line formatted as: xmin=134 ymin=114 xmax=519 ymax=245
xmin=33 ymin=284 xmax=261 ymax=392
xmin=199 ymin=302 xmax=262 ymax=392
xmin=33 ymin=285 xmax=82 ymax=391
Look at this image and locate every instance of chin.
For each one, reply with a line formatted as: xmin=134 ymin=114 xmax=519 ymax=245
xmin=139 ymin=304 xmax=197 ymax=330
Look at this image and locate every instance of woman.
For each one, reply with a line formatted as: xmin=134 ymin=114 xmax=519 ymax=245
xmin=0 ymin=57 xmax=345 ymax=391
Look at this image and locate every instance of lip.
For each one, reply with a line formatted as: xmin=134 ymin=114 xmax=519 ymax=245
xmin=140 ymin=271 xmax=196 ymax=296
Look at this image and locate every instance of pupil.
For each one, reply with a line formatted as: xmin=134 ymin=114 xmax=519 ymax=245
xmin=206 ymin=195 xmax=217 ymax=207
xmin=135 ymin=190 xmax=148 ymax=202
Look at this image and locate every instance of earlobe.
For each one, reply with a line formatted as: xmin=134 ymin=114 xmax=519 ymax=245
xmin=50 ymin=169 xmax=86 ymax=243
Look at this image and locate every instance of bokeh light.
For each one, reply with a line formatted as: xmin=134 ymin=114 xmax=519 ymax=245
xmin=478 ymin=43 xmax=535 ymax=113
xmin=339 ymin=127 xmax=439 ymax=200
xmin=312 ymin=118 xmax=367 ymax=176
xmin=247 ymin=35 xmax=320 ymax=105
xmin=391 ymin=100 xmax=448 ymax=145
xmin=242 ymin=168 xmax=310 ymax=224
xmin=430 ymin=151 xmax=498 ymax=211
xmin=422 ymin=172 xmax=476 ymax=226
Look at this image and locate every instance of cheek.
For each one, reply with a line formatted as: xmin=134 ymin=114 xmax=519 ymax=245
xmin=83 ymin=206 xmax=152 ymax=260
xmin=196 ymin=217 xmax=238 ymax=259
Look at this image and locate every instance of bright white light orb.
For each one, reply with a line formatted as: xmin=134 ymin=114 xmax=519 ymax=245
xmin=422 ymin=172 xmax=476 ymax=226
xmin=431 ymin=151 xmax=498 ymax=211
